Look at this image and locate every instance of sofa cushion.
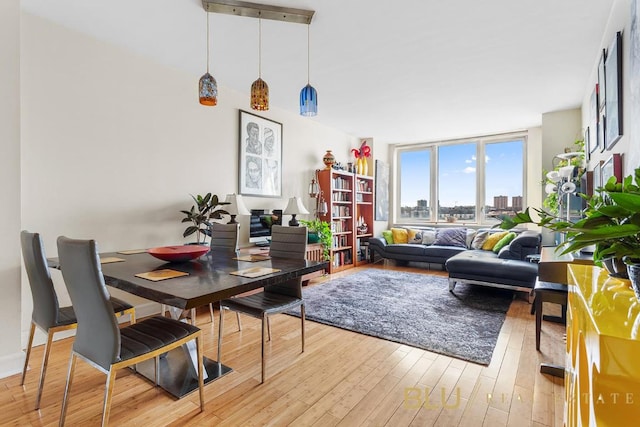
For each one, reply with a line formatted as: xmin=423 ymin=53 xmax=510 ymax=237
xmin=471 ymin=231 xmax=489 ymax=249
xmin=391 ymin=228 xmax=408 ymax=244
xmin=382 ymin=230 xmax=394 ymax=244
xmin=492 ymin=232 xmax=517 ymax=253
xmin=481 ymin=231 xmax=509 ymax=251
xmin=433 ymin=227 xmax=467 ymax=248
xmin=466 ymin=229 xmax=477 ymax=248
xmin=422 ymin=230 xmax=437 ymax=245
xmin=384 ymin=244 xmax=428 ymax=256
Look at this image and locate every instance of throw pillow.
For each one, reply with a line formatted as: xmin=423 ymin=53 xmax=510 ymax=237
xmin=466 ymin=229 xmax=477 ymax=248
xmin=482 ymin=231 xmax=509 ymax=251
xmin=471 ymin=231 xmax=489 ymax=249
xmin=406 ymin=228 xmax=424 ymax=244
xmin=493 ymin=232 xmax=517 ymax=253
xmin=421 ymin=230 xmax=437 ymax=245
xmin=432 ymin=228 xmax=468 ymax=248
xmin=382 ymin=230 xmax=394 ymax=244
xmin=391 ymin=227 xmax=409 ymax=244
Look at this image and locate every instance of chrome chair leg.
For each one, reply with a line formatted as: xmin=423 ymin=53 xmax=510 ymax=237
xmin=301 ymin=304 xmax=305 ymax=353
xmin=209 ymin=303 xmax=215 ymax=323
xmin=217 ymin=305 xmax=225 ymax=364
xmin=236 ymin=312 xmax=241 ymax=331
xmin=267 ymin=317 xmax=272 ymax=342
xmin=261 ymin=315 xmax=267 ymax=384
xmin=102 ymin=369 xmax=117 ymax=427
xmin=59 ymin=353 xmax=78 ymax=427
xmin=21 ymin=322 xmax=36 ymax=386
xmin=35 ymin=330 xmax=55 ymax=410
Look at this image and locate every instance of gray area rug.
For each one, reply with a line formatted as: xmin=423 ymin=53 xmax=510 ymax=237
xmin=291 ymin=269 xmax=513 ymax=365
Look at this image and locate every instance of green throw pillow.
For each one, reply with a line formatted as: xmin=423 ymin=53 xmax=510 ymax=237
xmin=382 ymin=230 xmax=394 ymax=244
xmin=493 ymin=232 xmax=517 ymax=253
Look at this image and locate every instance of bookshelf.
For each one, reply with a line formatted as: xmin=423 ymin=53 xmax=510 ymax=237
xmin=318 ymin=169 xmax=374 ymax=273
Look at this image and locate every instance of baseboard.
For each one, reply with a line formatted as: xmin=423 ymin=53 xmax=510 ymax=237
xmin=0 ymin=352 xmax=25 ymax=379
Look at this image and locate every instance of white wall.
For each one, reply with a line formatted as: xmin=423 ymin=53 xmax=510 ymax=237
xmin=17 ymin=12 xmax=358 ymax=358
xmin=0 ymin=0 xmax=23 ymax=377
xmin=581 ymin=0 xmax=636 ymax=172
xmin=541 ymin=108 xmax=583 ymax=170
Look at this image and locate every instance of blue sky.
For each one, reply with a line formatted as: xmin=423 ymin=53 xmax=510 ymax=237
xmin=400 ymin=140 xmax=523 ymax=207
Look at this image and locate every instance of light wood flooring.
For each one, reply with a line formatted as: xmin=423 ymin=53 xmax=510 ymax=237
xmin=0 ymin=263 xmax=566 ymax=426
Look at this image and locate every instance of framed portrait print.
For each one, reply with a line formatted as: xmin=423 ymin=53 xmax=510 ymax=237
xmin=238 ymin=110 xmax=282 ymax=197
xmin=593 ymin=160 xmax=603 ymax=190
xmin=605 ymin=31 xmax=623 ymax=150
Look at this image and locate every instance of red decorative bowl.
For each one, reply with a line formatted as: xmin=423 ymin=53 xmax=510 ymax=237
xmin=147 ymin=245 xmax=209 ymax=262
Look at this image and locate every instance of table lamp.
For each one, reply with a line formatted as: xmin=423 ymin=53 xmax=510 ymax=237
xmin=284 ymin=196 xmax=309 ymax=226
xmin=224 ymin=193 xmax=250 ymax=224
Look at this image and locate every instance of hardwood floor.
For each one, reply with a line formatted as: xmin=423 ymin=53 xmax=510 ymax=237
xmin=0 ymin=263 xmax=566 ymax=426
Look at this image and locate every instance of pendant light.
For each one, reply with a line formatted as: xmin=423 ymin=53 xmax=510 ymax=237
xmin=199 ymin=11 xmax=218 ymax=106
xmin=251 ymin=16 xmax=269 ymax=111
xmin=300 ymin=24 xmax=317 ymax=116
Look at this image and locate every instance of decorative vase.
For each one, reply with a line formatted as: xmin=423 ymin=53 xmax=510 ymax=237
xmin=308 ymin=232 xmax=320 ymax=244
xmin=602 ymin=257 xmax=629 ymax=279
xmin=362 ymin=158 xmax=368 ymax=176
xmin=627 ymin=263 xmax=640 ymax=301
xmin=323 ymin=150 xmax=335 ymax=169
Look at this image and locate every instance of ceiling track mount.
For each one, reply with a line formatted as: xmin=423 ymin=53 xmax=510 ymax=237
xmin=202 ymin=0 xmax=314 ymax=24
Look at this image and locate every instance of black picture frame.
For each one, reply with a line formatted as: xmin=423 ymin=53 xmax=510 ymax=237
xmin=605 ymin=31 xmax=623 ymax=150
xmin=589 ymin=84 xmax=599 ymax=154
xmin=598 ymin=49 xmax=607 ymax=112
xmin=593 ymin=160 xmax=602 ymax=190
xmin=238 ymin=110 xmax=282 ymax=198
xmin=599 ymin=112 xmax=606 ymax=153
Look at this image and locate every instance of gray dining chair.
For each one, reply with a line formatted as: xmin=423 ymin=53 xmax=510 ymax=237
xmin=19 ymin=230 xmax=135 ymax=410
xmin=56 ymin=236 xmax=204 ymax=426
xmin=217 ymin=225 xmax=307 ymax=383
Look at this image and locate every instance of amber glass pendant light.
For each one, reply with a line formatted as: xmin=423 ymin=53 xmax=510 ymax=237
xmin=300 ymin=24 xmax=317 ymax=116
xmin=199 ymin=11 xmax=218 ymax=106
xmin=251 ymin=16 xmax=269 ymax=111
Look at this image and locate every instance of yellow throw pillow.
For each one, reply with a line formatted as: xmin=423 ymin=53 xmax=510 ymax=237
xmin=391 ymin=227 xmax=409 ymax=244
xmin=482 ymin=231 xmax=509 ymax=251
xmin=406 ymin=228 xmax=423 ymax=244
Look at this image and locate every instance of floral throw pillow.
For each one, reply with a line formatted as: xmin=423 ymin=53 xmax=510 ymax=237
xmin=406 ymin=229 xmax=424 ymax=244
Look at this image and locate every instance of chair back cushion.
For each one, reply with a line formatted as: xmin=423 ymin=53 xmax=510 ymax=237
xmin=57 ymin=236 xmax=121 ymax=370
xmin=269 ymin=225 xmax=307 ymax=259
xmin=20 ymin=231 xmax=61 ymax=329
xmin=210 ymin=222 xmax=239 ymax=253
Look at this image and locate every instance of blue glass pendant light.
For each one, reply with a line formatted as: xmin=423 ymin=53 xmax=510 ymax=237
xmin=199 ymin=11 xmax=218 ymax=106
xmin=300 ymin=24 xmax=317 ymax=116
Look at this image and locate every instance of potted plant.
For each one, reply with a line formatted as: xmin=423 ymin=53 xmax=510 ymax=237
xmin=499 ymin=168 xmax=640 ymax=296
xmin=299 ymin=219 xmax=332 ymax=261
xmin=542 ymin=139 xmax=586 ymax=215
xmin=180 ymin=193 xmax=229 ymax=244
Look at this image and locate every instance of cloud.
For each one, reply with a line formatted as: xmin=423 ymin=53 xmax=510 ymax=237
xmin=485 ymin=155 xmax=491 ymax=163
xmin=463 ymin=167 xmax=476 ymax=174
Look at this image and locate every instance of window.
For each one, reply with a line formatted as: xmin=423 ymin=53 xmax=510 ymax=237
xmin=395 ymin=133 xmax=526 ymax=225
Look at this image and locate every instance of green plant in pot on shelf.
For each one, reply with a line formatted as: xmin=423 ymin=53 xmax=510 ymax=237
xmin=499 ymin=168 xmax=640 ymax=297
xmin=299 ymin=219 xmax=332 ymax=261
xmin=180 ymin=193 xmax=229 ymax=244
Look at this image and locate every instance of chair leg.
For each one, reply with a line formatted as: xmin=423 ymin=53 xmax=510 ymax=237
xmin=59 ymin=353 xmax=77 ymax=427
xmin=236 ymin=311 xmax=241 ymax=331
xmin=21 ymin=322 xmax=36 ymax=386
xmin=161 ymin=304 xmax=166 ymax=317
xmin=196 ymin=335 xmax=205 ymax=411
xmin=102 ymin=368 xmax=117 ymax=427
xmin=129 ymin=308 xmax=136 ymax=324
xmin=267 ymin=317 xmax=272 ymax=342
xmin=535 ymin=294 xmax=543 ymax=351
xmin=191 ymin=308 xmax=197 ymax=326
xmin=217 ymin=305 xmax=225 ymax=363
xmin=301 ymin=304 xmax=305 ymax=353
xmin=261 ymin=315 xmax=267 ymax=384
xmin=154 ymin=356 xmax=159 ymax=386
xmin=209 ymin=303 xmax=215 ymax=323
xmin=35 ymin=329 xmax=55 ymax=410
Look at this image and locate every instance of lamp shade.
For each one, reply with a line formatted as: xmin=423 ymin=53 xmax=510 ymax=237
xmin=546 ymin=170 xmax=561 ymax=183
xmin=559 ymin=165 xmax=575 ymax=179
xmin=300 ymin=84 xmax=317 ymax=116
xmin=284 ymin=196 xmax=309 ymax=215
xmin=224 ymin=193 xmax=250 ymax=216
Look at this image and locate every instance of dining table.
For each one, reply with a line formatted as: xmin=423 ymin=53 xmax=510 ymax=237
xmin=48 ymin=248 xmax=328 ymax=399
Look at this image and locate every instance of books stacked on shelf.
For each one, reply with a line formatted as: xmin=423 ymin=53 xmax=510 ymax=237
xmin=356 ymin=179 xmax=370 ymax=192
xmin=332 ymin=192 xmax=351 ymax=202
xmin=332 ymin=205 xmax=351 ymax=217
xmin=332 ymin=249 xmax=352 ymax=268
xmin=332 ymin=219 xmax=350 ymax=233
xmin=332 ymin=234 xmax=350 ymax=249
xmin=332 ymin=176 xmax=351 ymax=190
xmin=356 ymin=239 xmax=370 ymax=262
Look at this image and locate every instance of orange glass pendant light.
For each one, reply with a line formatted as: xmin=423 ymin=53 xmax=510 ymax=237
xmin=251 ymin=17 xmax=269 ymax=110
xmin=199 ymin=11 xmax=218 ymax=106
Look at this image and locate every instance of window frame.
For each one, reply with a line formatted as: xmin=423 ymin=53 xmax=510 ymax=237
xmin=392 ymin=131 xmax=528 ymax=226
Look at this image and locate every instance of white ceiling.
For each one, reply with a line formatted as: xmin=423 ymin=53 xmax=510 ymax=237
xmin=22 ymin=0 xmax=615 ymax=144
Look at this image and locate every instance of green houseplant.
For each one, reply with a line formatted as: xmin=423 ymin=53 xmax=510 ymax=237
xmin=500 ymin=168 xmax=640 ymax=285
xmin=299 ymin=219 xmax=332 ymax=261
xmin=180 ymin=193 xmax=229 ymax=244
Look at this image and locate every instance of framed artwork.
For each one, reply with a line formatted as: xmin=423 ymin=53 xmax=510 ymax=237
xmin=598 ymin=49 xmax=607 ymax=112
xmin=588 ymin=85 xmax=599 ymax=154
xmin=238 ymin=110 xmax=282 ymax=197
xmin=584 ymin=127 xmax=590 ymax=161
xmin=599 ymin=112 xmax=606 ymax=152
xmin=605 ymin=31 xmax=623 ymax=150
xmin=374 ymin=160 xmax=389 ymax=221
xmin=601 ymin=153 xmax=623 ymax=186
xmin=630 ymin=0 xmax=640 ymax=159
xmin=593 ymin=160 xmax=602 ymax=190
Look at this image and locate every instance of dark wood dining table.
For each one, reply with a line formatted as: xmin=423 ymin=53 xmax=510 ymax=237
xmin=48 ymin=249 xmax=328 ymax=398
